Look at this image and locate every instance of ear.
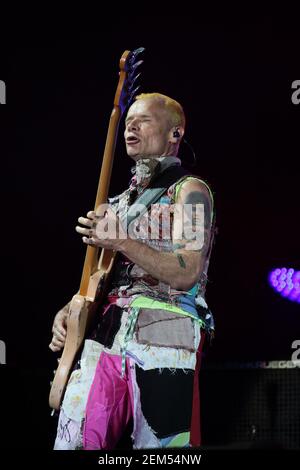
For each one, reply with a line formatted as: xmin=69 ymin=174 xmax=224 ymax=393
xmin=169 ymin=125 xmax=185 ymax=144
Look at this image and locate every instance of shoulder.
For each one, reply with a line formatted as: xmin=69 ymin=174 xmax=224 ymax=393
xmin=175 ymin=176 xmax=214 ymax=207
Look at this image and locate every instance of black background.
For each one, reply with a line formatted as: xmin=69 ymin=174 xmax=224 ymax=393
xmin=0 ymin=17 xmax=299 ymax=450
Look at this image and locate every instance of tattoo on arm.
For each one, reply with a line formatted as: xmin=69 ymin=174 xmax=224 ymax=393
xmin=182 ymin=190 xmax=212 ymax=252
xmin=176 ymin=253 xmax=186 ymax=269
xmin=173 ymin=243 xmax=185 ymax=250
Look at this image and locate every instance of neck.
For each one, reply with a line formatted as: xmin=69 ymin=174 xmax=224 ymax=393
xmin=130 ymin=155 xmax=181 ymax=191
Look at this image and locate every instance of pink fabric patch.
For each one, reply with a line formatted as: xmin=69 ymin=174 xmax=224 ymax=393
xmin=83 ymin=352 xmax=134 ymax=450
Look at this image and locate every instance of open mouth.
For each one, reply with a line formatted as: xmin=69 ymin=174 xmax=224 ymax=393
xmin=126 ymin=135 xmax=140 ymax=145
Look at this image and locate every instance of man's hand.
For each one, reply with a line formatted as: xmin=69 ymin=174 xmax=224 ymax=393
xmin=49 ymin=303 xmax=69 ymax=352
xmin=75 ymin=207 xmax=127 ymax=250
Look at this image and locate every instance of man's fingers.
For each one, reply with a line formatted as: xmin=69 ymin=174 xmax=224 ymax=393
xmin=75 ymin=226 xmax=90 ymax=236
xmin=82 ymin=236 xmax=97 ymax=245
xmin=87 ymin=211 xmax=96 ymax=219
xmin=49 ymin=340 xmax=63 ymax=352
xmin=78 ymin=216 xmax=93 ymax=227
xmin=49 ymin=344 xmax=62 ymax=352
xmin=53 ymin=334 xmax=65 ymax=345
xmin=57 ymin=323 xmax=67 ymax=335
xmin=49 ymin=342 xmax=60 ymax=352
xmin=53 ymin=321 xmax=67 ymax=336
xmin=50 ymin=336 xmax=65 ymax=348
xmin=53 ymin=329 xmax=66 ymax=342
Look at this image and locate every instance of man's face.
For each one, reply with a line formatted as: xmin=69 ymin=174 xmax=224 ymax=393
xmin=124 ymin=99 xmax=172 ymax=160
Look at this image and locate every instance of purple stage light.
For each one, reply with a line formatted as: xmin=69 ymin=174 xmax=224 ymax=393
xmin=269 ymin=267 xmax=300 ymax=303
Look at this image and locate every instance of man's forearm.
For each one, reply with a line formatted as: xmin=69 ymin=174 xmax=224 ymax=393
xmin=118 ymin=238 xmax=199 ymax=291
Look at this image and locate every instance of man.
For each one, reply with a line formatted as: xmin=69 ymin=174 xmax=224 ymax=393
xmin=50 ymin=93 xmax=215 ymax=450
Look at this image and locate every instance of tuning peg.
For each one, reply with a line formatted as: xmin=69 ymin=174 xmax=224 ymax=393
xmin=119 ymin=48 xmax=145 ymax=112
xmin=127 ymin=73 xmax=141 ymax=93
xmin=131 ymin=47 xmax=145 ymax=59
xmin=129 ymin=59 xmax=144 ymax=75
xmin=128 ymin=47 xmax=145 ymax=67
xmin=129 ymin=85 xmax=141 ymax=98
xmin=127 ymin=86 xmax=141 ymax=107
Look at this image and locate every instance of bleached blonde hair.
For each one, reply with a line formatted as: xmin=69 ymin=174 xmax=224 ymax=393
xmin=135 ymin=92 xmax=186 ymax=129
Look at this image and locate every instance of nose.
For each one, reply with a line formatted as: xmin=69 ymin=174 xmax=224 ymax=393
xmin=127 ymin=118 xmax=139 ymax=132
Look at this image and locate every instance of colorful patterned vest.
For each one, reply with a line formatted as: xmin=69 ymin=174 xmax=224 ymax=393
xmin=108 ymin=157 xmax=216 ymax=333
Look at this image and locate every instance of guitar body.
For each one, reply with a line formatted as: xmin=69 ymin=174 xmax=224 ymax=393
xmin=49 ymin=293 xmax=89 ymax=410
xmin=49 ymin=249 xmax=116 ymax=410
xmin=49 ymin=47 xmax=144 ymax=410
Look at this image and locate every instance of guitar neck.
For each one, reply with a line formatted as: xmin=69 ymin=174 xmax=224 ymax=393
xmin=77 ymin=47 xmax=144 ymax=299
xmin=79 ymin=105 xmax=121 ymax=296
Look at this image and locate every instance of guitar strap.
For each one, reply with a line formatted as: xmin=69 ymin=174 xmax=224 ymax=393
xmin=122 ymin=164 xmax=191 ymax=229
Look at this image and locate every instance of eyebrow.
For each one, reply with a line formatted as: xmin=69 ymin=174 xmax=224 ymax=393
xmin=125 ymin=114 xmax=152 ymax=124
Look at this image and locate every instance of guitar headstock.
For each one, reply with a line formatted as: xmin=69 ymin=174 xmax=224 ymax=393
xmin=114 ymin=47 xmax=145 ymax=115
